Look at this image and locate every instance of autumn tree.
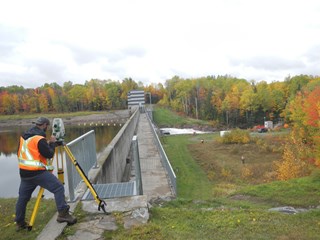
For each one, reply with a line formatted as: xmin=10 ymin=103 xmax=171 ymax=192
xmin=144 ymin=83 xmax=165 ymax=105
xmin=1 ymin=91 xmax=16 ymax=114
xmin=268 ymin=81 xmax=288 ymax=120
xmin=274 ymin=132 xmax=311 ymax=180
xmin=194 ymin=77 xmax=216 ymax=120
xmin=105 ymin=81 xmax=122 ymax=109
xmin=85 ymin=79 xmax=107 ymax=111
xmin=68 ymin=84 xmax=88 ymax=111
xmin=285 ymin=74 xmax=312 ymax=99
xmin=240 ymin=83 xmax=259 ymax=125
xmin=301 ymin=86 xmax=320 ymax=165
xmin=276 ymin=84 xmax=320 ymax=180
xmin=255 ymin=81 xmax=273 ymax=121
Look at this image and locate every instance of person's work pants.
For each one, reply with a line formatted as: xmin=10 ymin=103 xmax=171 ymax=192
xmin=15 ymin=171 xmax=68 ymax=224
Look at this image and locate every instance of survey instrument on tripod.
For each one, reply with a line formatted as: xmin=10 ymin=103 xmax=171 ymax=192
xmin=52 ymin=118 xmax=107 ymax=213
xmin=28 ymin=118 xmax=107 ymax=230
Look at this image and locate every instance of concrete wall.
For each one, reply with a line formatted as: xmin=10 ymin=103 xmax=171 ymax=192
xmin=89 ymin=108 xmax=140 ymax=184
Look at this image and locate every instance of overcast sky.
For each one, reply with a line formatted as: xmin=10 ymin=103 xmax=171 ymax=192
xmin=0 ymin=0 xmax=319 ymax=88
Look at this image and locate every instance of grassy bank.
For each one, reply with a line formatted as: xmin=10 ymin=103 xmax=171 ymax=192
xmin=152 ymin=106 xmax=209 ymax=127
xmin=104 ymin=107 xmax=320 ymax=239
xmin=105 ymin=132 xmax=320 ymax=239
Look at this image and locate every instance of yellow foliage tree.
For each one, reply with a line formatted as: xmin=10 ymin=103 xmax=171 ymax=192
xmin=275 ymin=134 xmax=311 ymax=180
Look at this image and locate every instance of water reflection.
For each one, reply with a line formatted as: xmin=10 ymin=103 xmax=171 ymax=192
xmin=0 ymin=124 xmax=122 ymax=198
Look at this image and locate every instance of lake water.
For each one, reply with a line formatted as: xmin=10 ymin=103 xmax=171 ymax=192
xmin=0 ymin=124 xmax=122 ymax=198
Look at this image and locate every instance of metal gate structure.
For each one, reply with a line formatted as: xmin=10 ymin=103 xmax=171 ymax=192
xmin=66 ymin=130 xmax=97 ymax=201
xmin=65 ymin=130 xmax=143 ymax=202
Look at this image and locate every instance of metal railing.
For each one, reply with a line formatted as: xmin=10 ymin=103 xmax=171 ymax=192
xmin=145 ymin=110 xmax=177 ymax=196
xmin=66 ymin=130 xmax=97 ymax=201
xmin=146 ymin=108 xmax=153 ymax=121
xmin=132 ymin=135 xmax=143 ymax=195
xmin=66 ymin=131 xmax=145 ymax=201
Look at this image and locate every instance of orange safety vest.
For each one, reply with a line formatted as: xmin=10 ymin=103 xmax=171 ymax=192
xmin=17 ymin=136 xmax=53 ymax=171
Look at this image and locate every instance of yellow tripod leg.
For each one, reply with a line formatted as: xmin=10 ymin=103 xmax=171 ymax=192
xmin=64 ymin=146 xmax=98 ymax=200
xmin=28 ymin=187 xmax=45 ymax=231
xmin=63 ymin=145 xmax=108 ymax=213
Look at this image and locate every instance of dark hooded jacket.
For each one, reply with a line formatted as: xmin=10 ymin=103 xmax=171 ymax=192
xmin=18 ymin=126 xmax=56 ymax=178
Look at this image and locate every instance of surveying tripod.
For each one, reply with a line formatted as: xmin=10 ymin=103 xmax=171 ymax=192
xmin=28 ymin=119 xmax=107 ymax=231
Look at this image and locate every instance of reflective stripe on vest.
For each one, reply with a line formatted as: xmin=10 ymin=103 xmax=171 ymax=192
xmin=17 ymin=136 xmax=53 ymax=171
xmin=18 ymin=158 xmax=54 ymax=171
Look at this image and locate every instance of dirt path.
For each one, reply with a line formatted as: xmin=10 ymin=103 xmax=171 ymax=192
xmin=0 ymin=110 xmax=131 ymax=128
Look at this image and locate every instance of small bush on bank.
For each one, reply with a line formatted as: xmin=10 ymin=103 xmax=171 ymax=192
xmin=220 ymin=129 xmax=251 ymax=144
xmin=274 ymin=143 xmax=312 ymax=180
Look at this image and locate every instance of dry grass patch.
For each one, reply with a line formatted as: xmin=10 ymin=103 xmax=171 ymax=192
xmin=188 ymin=139 xmax=283 ymax=185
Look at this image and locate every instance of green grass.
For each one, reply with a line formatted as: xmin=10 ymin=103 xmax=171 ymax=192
xmin=161 ymin=134 xmax=214 ymax=200
xmin=102 ymin=107 xmax=320 ymax=239
xmin=147 ymin=207 xmax=320 ymax=240
xmin=238 ymin=173 xmax=320 ymax=207
xmin=0 ymin=198 xmax=56 ymax=240
xmin=153 ymin=106 xmax=208 ymax=127
xmin=0 ymin=197 xmax=86 ymax=240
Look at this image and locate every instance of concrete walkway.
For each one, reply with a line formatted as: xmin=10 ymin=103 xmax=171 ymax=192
xmin=136 ymin=112 xmax=173 ymax=202
xmin=37 ymin=111 xmax=173 ymax=240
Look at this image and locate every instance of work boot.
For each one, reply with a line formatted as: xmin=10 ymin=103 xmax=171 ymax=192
xmin=16 ymin=221 xmax=30 ymax=231
xmin=57 ymin=206 xmax=77 ymax=225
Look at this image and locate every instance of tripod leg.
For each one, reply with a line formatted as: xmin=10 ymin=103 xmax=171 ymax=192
xmin=56 ymin=146 xmax=65 ymax=184
xmin=28 ymin=187 xmax=45 ymax=231
xmin=63 ymin=145 xmax=108 ymax=213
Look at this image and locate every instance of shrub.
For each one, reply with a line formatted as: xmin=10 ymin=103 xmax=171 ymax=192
xmin=241 ymin=166 xmax=253 ymax=180
xmin=221 ymin=168 xmax=232 ymax=180
xmin=220 ymin=128 xmax=251 ymax=144
xmin=274 ymin=142 xmax=311 ymax=180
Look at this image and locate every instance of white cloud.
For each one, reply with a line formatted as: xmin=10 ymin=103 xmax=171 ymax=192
xmin=0 ymin=0 xmax=320 ymax=88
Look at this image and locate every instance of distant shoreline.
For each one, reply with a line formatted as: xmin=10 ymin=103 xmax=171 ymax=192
xmin=0 ymin=110 xmax=131 ymax=128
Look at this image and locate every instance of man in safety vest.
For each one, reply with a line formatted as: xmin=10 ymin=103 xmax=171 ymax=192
xmin=15 ymin=117 xmax=77 ymax=231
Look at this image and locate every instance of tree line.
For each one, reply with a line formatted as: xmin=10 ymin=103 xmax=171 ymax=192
xmin=1 ymin=74 xmax=319 ymax=129
xmin=0 ymin=78 xmax=164 ymax=114
xmin=1 ymin=74 xmax=319 ymax=169
xmin=160 ymin=74 xmax=320 ymax=129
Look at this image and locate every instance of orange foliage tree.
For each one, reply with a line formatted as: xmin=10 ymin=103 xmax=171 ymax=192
xmin=276 ymin=85 xmax=320 ymax=180
xmin=302 ymin=86 xmax=320 ymax=165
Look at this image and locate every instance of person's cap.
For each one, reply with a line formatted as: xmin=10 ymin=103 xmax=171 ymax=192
xmin=32 ymin=117 xmax=50 ymax=125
